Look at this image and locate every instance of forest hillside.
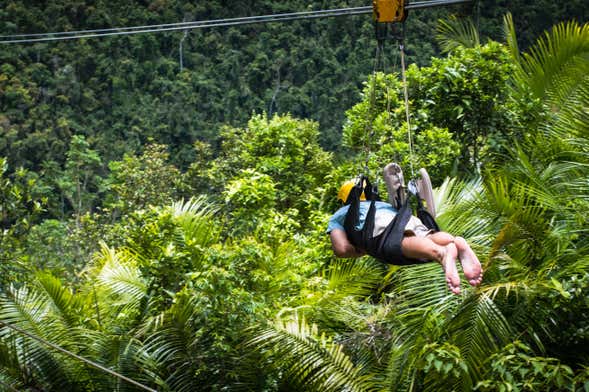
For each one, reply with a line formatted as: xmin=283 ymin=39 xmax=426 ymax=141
xmin=1 ymin=0 xmax=586 ymax=168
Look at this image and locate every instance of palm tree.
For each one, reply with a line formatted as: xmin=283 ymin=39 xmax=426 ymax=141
xmin=0 ymin=246 xmax=164 ymax=391
xmin=0 ymin=197 xmax=219 ymax=390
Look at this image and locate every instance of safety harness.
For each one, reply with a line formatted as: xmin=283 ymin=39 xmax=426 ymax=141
xmin=343 ymin=175 xmax=440 ymax=265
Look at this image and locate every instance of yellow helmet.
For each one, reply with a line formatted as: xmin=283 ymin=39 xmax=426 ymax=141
xmin=337 ymin=179 xmax=366 ymax=204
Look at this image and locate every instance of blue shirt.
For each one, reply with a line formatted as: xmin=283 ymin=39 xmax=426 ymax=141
xmin=327 ymin=201 xmax=398 ymax=236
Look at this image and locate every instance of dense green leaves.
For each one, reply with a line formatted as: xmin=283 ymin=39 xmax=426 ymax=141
xmin=206 ymin=113 xmax=334 ymax=222
xmin=408 ymin=42 xmax=521 ymax=171
xmin=0 ymin=5 xmax=587 ymax=391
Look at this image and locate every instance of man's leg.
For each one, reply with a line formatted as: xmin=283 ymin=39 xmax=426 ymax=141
xmin=401 ymin=236 xmax=461 ymax=294
xmin=427 ymin=231 xmax=454 ymax=245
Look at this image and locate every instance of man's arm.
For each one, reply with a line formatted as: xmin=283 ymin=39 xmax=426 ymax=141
xmin=329 ymin=228 xmax=366 ymax=258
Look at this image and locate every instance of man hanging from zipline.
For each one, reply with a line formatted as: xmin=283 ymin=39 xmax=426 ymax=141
xmin=327 ymin=163 xmax=483 ymax=295
xmin=326 ymin=0 xmax=484 ymax=294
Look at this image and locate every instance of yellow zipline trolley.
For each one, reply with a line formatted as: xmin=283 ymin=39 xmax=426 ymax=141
xmin=373 ymin=0 xmax=408 ymax=23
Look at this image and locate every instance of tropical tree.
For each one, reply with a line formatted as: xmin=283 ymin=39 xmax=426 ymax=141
xmin=482 ymin=15 xmax=589 ymax=365
xmin=105 ymin=143 xmax=185 ymax=218
xmin=340 ymin=36 xmax=528 ymax=184
xmin=342 ymin=72 xmax=461 ymax=186
xmin=191 ymin=113 xmax=333 ymax=221
xmin=0 ymin=197 xmax=230 ymax=390
xmin=0 ymin=254 xmax=161 ymax=391
xmin=47 ymin=135 xmax=104 ymax=223
xmin=0 ymin=158 xmax=48 ymax=286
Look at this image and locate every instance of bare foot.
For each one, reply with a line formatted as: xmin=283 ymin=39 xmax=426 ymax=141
xmin=441 ymin=242 xmax=460 ymax=294
xmin=455 ymin=237 xmax=483 ymax=286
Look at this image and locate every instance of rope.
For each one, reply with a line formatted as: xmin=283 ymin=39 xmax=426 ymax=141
xmin=399 ymin=41 xmax=415 ymax=179
xmin=361 ymin=41 xmax=384 ymax=178
xmin=0 ymin=320 xmax=157 ymax=392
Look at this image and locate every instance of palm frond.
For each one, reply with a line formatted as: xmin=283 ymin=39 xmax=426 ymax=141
xmin=368 ymin=262 xmax=463 ymax=391
xmin=168 ymin=196 xmax=220 ymax=247
xmin=35 ymin=272 xmax=88 ymax=328
xmin=479 ymin=280 xmax=532 ymax=301
xmin=308 ymin=297 xmax=395 ymax=377
xmin=389 ymin=262 xmax=461 ymax=311
xmin=430 ymin=177 xmax=494 ymax=287
xmin=447 ymin=292 xmax=513 ymax=390
xmin=0 ymin=286 xmax=82 ymax=390
xmin=482 ymin=171 xmax=561 ymax=266
xmin=249 ymin=314 xmax=377 ymax=392
xmin=0 ymin=338 xmax=27 ymax=390
xmin=484 ymin=146 xmax=589 ymax=274
xmin=436 ymin=16 xmax=480 ymax=54
xmin=94 ymin=244 xmax=147 ymax=305
xmin=80 ymin=330 xmax=163 ymax=392
xmin=550 ymin=78 xmax=589 ymax=142
xmin=382 ymin=302 xmax=465 ymax=392
xmin=324 ymin=258 xmax=388 ymax=300
xmin=512 ymin=19 xmax=589 ymax=101
xmin=435 ymin=177 xmax=493 ymax=245
xmin=140 ymin=293 xmax=203 ymax=392
xmin=82 ymin=243 xmax=152 ymax=333
xmin=502 ymin=13 xmax=522 ymax=67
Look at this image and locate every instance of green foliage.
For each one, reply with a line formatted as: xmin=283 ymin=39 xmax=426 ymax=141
xmin=0 ymin=8 xmax=588 ymax=391
xmin=507 ymin=17 xmax=589 ymax=102
xmin=341 ymin=39 xmax=526 ymax=181
xmin=124 ymin=197 xmax=220 ymax=306
xmin=408 ymin=41 xmax=522 ymax=171
xmin=0 ymin=276 xmax=93 ymax=390
xmin=207 ymin=113 xmax=333 ymax=220
xmin=106 ymin=143 xmax=184 ymax=216
xmin=0 ymin=157 xmax=46 ymax=234
xmin=342 ymin=72 xmax=460 ymax=186
xmin=0 ymin=158 xmax=48 ymax=286
xmin=377 ymin=123 xmax=460 ymax=184
xmin=475 ymin=341 xmax=575 ymax=392
xmin=0 ymin=0 xmax=373 ymax=171
xmin=59 ymin=135 xmax=103 ymax=218
xmin=23 ymin=219 xmax=80 ymax=279
xmin=249 ymin=313 xmax=375 ymax=392
xmin=417 ymin=342 xmax=468 ymax=388
xmin=223 ymin=169 xmax=277 ymax=234
xmin=342 ymin=72 xmax=405 ymax=152
xmin=436 ymin=16 xmax=480 ymax=53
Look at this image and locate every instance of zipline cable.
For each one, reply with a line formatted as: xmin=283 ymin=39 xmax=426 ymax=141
xmin=0 ymin=320 xmax=158 ymax=392
xmin=0 ymin=7 xmax=371 ymax=44
xmin=0 ymin=6 xmax=371 ymax=39
xmin=1 ymin=0 xmax=472 ymax=44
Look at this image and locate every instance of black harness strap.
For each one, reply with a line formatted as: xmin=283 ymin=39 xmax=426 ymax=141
xmin=343 ymin=176 xmax=439 ymax=265
xmin=343 ymin=175 xmax=379 ymax=250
